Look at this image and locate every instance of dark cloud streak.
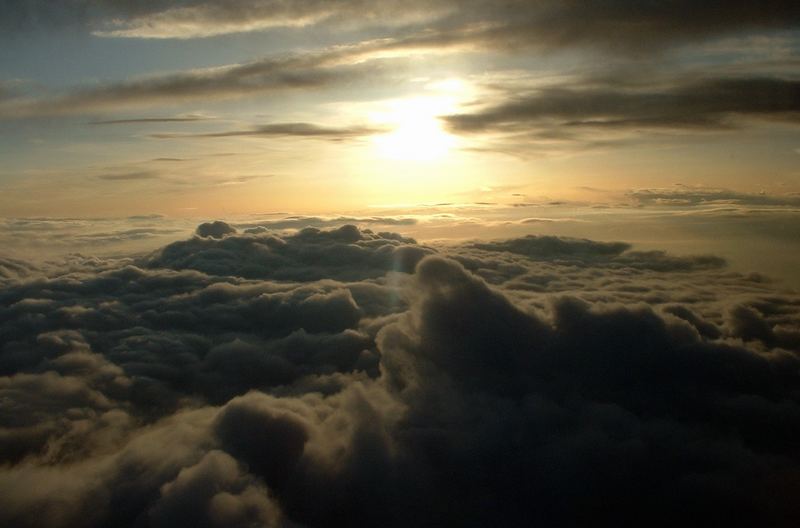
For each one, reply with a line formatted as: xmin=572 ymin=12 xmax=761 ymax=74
xmin=150 ymin=122 xmax=387 ymax=141
xmin=445 ymin=76 xmax=800 ymax=135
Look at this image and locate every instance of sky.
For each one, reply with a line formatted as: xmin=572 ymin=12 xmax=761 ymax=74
xmin=1 ymin=0 xmax=800 ymax=284
xmin=2 ymin=2 xmax=800 ymax=527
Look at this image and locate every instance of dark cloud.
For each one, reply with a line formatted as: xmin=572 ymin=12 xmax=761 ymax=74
xmin=151 ymin=122 xmax=387 ymax=141
xmin=0 ymin=217 xmax=194 ymax=252
xmin=96 ymin=171 xmax=161 ymax=181
xmin=195 ymin=220 xmax=237 ymax=239
xmin=3 ymin=3 xmax=797 ymax=121
xmin=421 ymin=1 xmax=800 ymax=55
xmin=0 ymin=1 xmax=168 ymax=32
xmin=89 ymin=115 xmax=213 ymax=125
xmin=1 ymin=224 xmax=799 ymax=526
xmin=2 ymin=3 xmax=795 ymax=123
xmin=469 ymin=235 xmax=726 ymax=272
xmin=0 ymin=46 xmax=379 ymax=118
xmin=0 ymin=256 xmax=38 ymax=282
xmin=445 ymin=76 xmax=800 ymax=141
xmin=5 ymin=0 xmax=799 ymax=53
xmin=629 ymin=187 xmax=800 ymax=207
xmin=149 ymin=224 xmax=432 ymax=280
xmin=238 ymin=215 xmax=418 ymax=230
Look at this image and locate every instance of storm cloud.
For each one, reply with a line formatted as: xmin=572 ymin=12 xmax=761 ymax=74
xmin=1 ymin=224 xmax=799 ymax=526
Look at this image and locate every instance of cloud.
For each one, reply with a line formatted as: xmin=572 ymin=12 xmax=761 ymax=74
xmin=89 ymin=115 xmax=213 ymax=125
xmin=96 ymin=171 xmax=161 ymax=181
xmin=237 ymin=215 xmax=418 ymax=231
xmin=629 ymin=187 xmax=800 ymax=207
xmin=150 ymin=122 xmax=387 ymax=141
xmin=6 ymin=0 xmax=798 ymax=53
xmin=1 ymin=224 xmax=800 ymax=526
xmin=149 ymin=450 xmax=282 ymax=527
xmin=147 ymin=224 xmax=433 ymax=280
xmin=4 ymin=3 xmax=797 ymax=121
xmin=195 ymin=220 xmax=237 ymax=239
xmin=90 ymin=0 xmax=455 ymax=39
xmin=0 ymin=257 xmax=38 ymax=283
xmin=469 ymin=235 xmax=726 ymax=272
xmin=0 ymin=45 xmax=382 ymax=118
xmin=0 ymin=216 xmax=196 ymax=257
xmin=442 ymin=1 xmax=800 ymax=54
xmin=444 ymin=76 xmax=800 ymax=147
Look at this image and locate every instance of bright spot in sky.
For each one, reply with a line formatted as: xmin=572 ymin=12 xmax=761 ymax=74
xmin=371 ymin=96 xmax=459 ymax=162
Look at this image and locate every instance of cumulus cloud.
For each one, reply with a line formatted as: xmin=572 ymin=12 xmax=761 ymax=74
xmin=0 ymin=256 xmax=39 ymax=283
xmin=1 ymin=224 xmax=799 ymax=526
xmin=195 ymin=220 xmax=237 ymax=239
xmin=236 ymin=215 xmax=418 ymax=230
xmin=149 ymin=224 xmax=432 ymax=280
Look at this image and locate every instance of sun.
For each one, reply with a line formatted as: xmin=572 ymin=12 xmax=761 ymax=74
xmin=371 ymin=97 xmax=458 ymax=162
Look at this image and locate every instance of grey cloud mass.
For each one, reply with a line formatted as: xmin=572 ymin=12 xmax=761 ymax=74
xmin=4 ymin=1 xmax=799 ymax=52
xmin=445 ymin=76 xmax=800 ymax=141
xmin=2 ymin=3 xmax=797 ymax=123
xmin=1 ymin=223 xmax=800 ymax=526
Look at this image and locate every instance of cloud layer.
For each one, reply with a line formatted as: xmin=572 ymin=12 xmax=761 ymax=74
xmin=6 ymin=0 xmax=800 ymax=48
xmin=1 ymin=223 xmax=799 ymax=526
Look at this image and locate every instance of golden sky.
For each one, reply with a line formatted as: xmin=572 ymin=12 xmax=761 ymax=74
xmin=1 ymin=1 xmax=798 ymax=218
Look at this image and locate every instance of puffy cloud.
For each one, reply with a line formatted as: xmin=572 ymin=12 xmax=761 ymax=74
xmin=149 ymin=224 xmax=432 ymax=280
xmin=149 ymin=450 xmax=282 ymax=528
xmin=195 ymin=220 xmax=237 ymax=239
xmin=1 ymin=223 xmax=799 ymax=526
xmin=0 ymin=256 xmax=39 ymax=283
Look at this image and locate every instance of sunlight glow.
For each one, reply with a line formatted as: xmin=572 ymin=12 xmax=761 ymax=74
xmin=371 ymin=97 xmax=459 ymax=162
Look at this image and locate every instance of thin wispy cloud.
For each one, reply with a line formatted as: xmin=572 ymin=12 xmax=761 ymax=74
xmin=95 ymin=170 xmax=162 ymax=181
xmin=89 ymin=115 xmax=214 ymax=125
xmin=150 ymin=122 xmax=388 ymax=141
